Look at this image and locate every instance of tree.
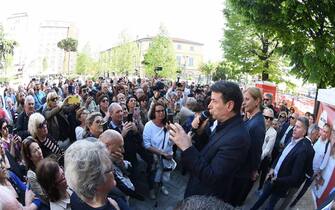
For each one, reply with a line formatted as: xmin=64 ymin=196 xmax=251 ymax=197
xmin=200 ymin=62 xmax=216 ymax=83
xmin=221 ymin=0 xmax=284 ymax=82
xmin=57 ymin=37 xmax=78 ymax=74
xmin=230 ymin=0 xmax=335 ymax=88
xmin=103 ymin=31 xmax=140 ymax=75
xmin=0 ymin=26 xmax=16 ymax=70
xmin=143 ymin=26 xmax=178 ymax=78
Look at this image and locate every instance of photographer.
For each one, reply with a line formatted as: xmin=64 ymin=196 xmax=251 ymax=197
xmin=79 ymin=85 xmax=98 ymax=113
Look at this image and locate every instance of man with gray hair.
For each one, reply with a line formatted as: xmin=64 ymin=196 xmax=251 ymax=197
xmin=263 ymin=93 xmax=277 ymax=117
xmin=15 ymin=95 xmax=35 ymax=139
xmin=251 ymin=117 xmax=310 ymax=210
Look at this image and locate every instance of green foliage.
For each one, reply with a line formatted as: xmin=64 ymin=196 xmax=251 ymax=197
xmin=221 ymin=0 xmax=285 ymax=82
xmin=57 ymin=37 xmax=78 ymax=74
xmin=230 ymin=0 xmax=335 ymax=88
xmin=0 ymin=26 xmax=17 ymax=66
xmin=103 ymin=31 xmax=140 ymax=75
xmin=57 ymin=38 xmax=78 ymax=52
xmin=143 ymin=27 xmax=178 ymax=79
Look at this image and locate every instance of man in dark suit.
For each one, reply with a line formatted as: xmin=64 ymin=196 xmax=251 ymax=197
xmin=250 ymin=117 xmax=310 ymax=210
xmin=169 ymin=80 xmax=251 ymax=205
xmin=271 ymin=112 xmax=298 ymax=162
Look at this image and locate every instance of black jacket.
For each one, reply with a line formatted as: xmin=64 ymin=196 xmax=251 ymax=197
xmin=271 ymin=138 xmax=308 ymax=196
xmin=182 ymin=114 xmax=251 ymax=203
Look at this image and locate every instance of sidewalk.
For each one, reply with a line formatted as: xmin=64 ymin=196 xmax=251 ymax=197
xmin=129 ymin=160 xmax=315 ymax=210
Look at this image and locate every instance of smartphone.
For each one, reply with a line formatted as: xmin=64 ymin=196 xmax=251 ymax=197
xmin=167 ymin=113 xmax=174 ymax=123
xmin=67 ymin=95 xmax=80 ymax=105
xmin=127 ymin=113 xmax=133 ymax=122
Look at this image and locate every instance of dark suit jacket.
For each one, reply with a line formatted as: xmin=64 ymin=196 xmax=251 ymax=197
xmin=274 ymin=122 xmax=293 ymax=148
xmin=303 ymin=137 xmax=315 ymax=179
xmin=15 ymin=111 xmax=30 ymax=140
xmin=271 ymin=138 xmax=308 ymax=196
xmin=181 ymin=114 xmax=251 ymax=203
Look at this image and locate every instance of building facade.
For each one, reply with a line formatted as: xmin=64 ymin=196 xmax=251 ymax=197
xmin=38 ymin=20 xmax=77 ymax=75
xmin=101 ymin=36 xmax=204 ymax=80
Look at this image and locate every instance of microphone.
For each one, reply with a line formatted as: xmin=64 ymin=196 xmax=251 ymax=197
xmin=190 ymin=110 xmax=210 ymax=136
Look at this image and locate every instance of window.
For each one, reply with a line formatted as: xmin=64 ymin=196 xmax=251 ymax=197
xmin=176 ymin=56 xmax=181 ymax=65
xmin=189 ymin=57 xmax=194 ymax=66
xmin=177 ymin=44 xmax=182 ymax=50
xmin=190 ymin=46 xmax=194 ymax=51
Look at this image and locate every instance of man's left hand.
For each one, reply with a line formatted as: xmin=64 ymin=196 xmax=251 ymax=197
xmin=169 ymin=123 xmax=192 ymax=151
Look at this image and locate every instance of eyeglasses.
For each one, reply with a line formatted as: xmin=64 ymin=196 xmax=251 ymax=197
xmin=102 ymin=99 xmax=109 ymax=103
xmin=94 ymin=119 xmax=105 ymax=125
xmin=279 ymin=115 xmax=286 ymax=118
xmin=264 ymin=116 xmax=274 ymax=121
xmin=155 ymin=109 xmax=165 ymax=113
xmin=38 ymin=121 xmax=47 ymax=129
xmin=263 ymin=98 xmax=270 ymax=101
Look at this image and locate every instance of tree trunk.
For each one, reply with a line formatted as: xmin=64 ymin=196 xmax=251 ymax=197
xmin=68 ymin=51 xmax=71 ymax=75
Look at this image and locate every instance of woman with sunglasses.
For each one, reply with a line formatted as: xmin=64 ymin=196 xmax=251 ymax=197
xmin=257 ymin=108 xmax=277 ymax=194
xmin=27 ymin=113 xmax=64 ymax=165
xmin=0 ymin=145 xmax=41 ymax=210
xmin=97 ymin=94 xmax=110 ymax=119
xmin=277 ymin=111 xmax=288 ymax=132
xmin=36 ymin=158 xmax=72 ymax=210
xmin=83 ymin=112 xmax=105 ymax=140
xmin=43 ymin=92 xmax=72 ymax=150
xmin=232 ymin=87 xmax=266 ymax=205
xmin=0 ymin=118 xmax=21 ymax=161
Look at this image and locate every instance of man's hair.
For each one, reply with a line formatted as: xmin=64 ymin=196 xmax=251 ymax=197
xmin=297 ymin=117 xmax=309 ymax=136
xmin=264 ymin=93 xmax=273 ymax=100
xmin=308 ymin=123 xmax=319 ymax=136
xmin=210 ymin=80 xmax=243 ymax=114
xmin=174 ymin=195 xmax=238 ymax=210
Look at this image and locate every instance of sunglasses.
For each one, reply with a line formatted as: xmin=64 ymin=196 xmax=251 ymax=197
xmin=38 ymin=121 xmax=47 ymax=129
xmin=279 ymin=115 xmax=286 ymax=118
xmin=102 ymin=99 xmax=109 ymax=103
xmin=264 ymin=115 xmax=274 ymax=121
xmin=263 ymin=98 xmax=270 ymax=101
xmin=51 ymin=98 xmax=58 ymax=102
xmin=94 ymin=119 xmax=105 ymax=125
xmin=289 ymin=116 xmax=296 ymax=120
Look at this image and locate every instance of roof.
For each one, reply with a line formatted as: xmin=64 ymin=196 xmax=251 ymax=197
xmin=136 ymin=36 xmax=204 ymax=46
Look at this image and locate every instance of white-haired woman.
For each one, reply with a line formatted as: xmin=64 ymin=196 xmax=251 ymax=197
xmin=28 ymin=113 xmax=63 ymax=163
xmin=65 ymin=140 xmax=120 ymax=210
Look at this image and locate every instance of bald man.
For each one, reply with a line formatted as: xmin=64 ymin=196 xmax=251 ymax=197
xmin=99 ymin=130 xmax=144 ymax=201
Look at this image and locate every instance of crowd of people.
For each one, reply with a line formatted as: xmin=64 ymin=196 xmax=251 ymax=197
xmin=0 ymin=76 xmax=333 ymax=210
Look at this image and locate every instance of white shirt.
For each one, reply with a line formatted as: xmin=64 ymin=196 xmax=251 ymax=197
xmin=50 ymin=189 xmax=72 ymax=210
xmin=313 ymin=137 xmax=331 ymax=173
xmin=280 ymin=125 xmax=293 ymax=145
xmin=143 ymin=120 xmax=173 ymax=154
xmin=261 ymin=126 xmax=277 ymax=160
xmin=75 ymin=126 xmax=85 ymax=140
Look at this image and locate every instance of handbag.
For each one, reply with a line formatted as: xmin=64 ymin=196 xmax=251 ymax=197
xmin=160 ymin=127 xmax=176 ymax=172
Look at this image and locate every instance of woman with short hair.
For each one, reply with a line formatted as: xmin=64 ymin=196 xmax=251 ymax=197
xmin=28 ymin=113 xmax=63 ymax=161
xmin=65 ymin=140 xmax=120 ymax=210
xmin=83 ymin=112 xmax=105 ymax=140
xmin=75 ymin=107 xmax=89 ymax=140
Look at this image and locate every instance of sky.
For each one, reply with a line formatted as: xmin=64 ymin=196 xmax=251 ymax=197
xmin=1 ymin=0 xmax=225 ymax=62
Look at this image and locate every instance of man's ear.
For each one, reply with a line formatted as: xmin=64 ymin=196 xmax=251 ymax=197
xmin=226 ymin=100 xmax=235 ymax=112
